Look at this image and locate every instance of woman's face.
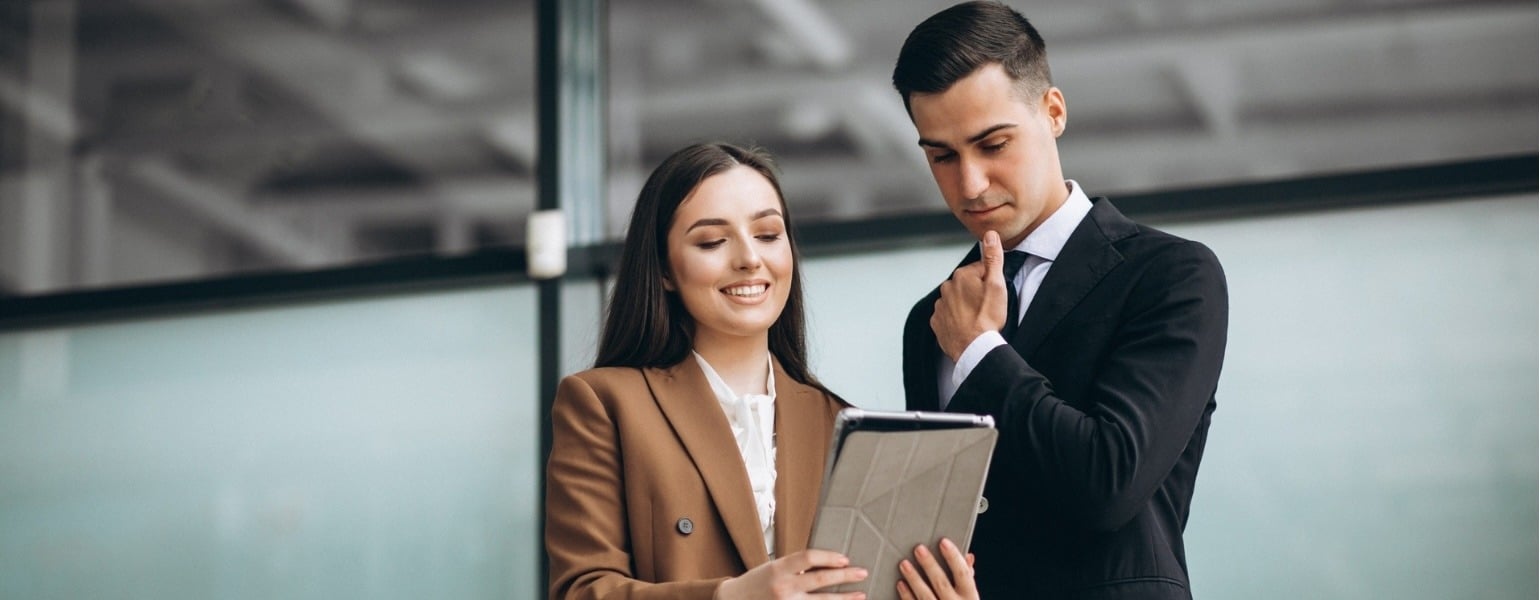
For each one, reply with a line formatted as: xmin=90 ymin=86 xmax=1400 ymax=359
xmin=664 ymin=165 xmax=794 ymax=349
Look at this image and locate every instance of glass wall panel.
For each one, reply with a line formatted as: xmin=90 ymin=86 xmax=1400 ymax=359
xmin=561 ymin=277 xmax=606 ymax=377
xmin=0 ymin=1 xmax=536 ymax=295
xmin=1169 ymin=194 xmax=1537 ymax=598
xmin=4 ymin=0 xmax=1533 ymax=297
xmin=606 ymin=0 xmax=1535 ymax=236
xmin=0 ymin=285 xmax=541 ymax=599
xmin=803 ymin=244 xmax=972 ymax=410
xmin=801 ymin=194 xmax=1538 ymax=597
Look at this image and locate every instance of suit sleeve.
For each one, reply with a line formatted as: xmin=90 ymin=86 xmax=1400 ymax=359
xmin=902 ymin=291 xmax=944 ymax=411
xmin=948 ymin=240 xmax=1228 ymax=532
xmin=545 ymin=375 xmax=727 ymax=600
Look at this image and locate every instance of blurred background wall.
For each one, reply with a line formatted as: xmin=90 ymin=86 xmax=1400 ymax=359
xmin=0 ymin=0 xmax=1535 ymax=598
xmin=0 ymin=0 xmax=1534 ymax=293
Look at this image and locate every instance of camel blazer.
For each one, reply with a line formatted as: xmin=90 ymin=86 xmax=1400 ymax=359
xmin=545 ymin=357 xmax=847 ymax=600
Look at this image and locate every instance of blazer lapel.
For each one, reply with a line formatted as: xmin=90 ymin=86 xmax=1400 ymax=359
xmin=1012 ymin=198 xmax=1137 ymax=356
xmin=771 ymin=359 xmax=825 ymax=556
xmin=644 ymin=360 xmax=772 ymax=568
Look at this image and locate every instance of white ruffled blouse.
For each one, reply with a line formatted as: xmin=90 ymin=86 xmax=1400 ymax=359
xmin=692 ymin=351 xmax=778 ymax=557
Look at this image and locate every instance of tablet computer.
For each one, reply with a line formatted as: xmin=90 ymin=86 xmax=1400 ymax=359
xmin=808 ymin=408 xmax=997 ymax=599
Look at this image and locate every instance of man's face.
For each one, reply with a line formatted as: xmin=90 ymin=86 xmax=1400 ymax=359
xmin=909 ymin=63 xmax=1068 ymax=248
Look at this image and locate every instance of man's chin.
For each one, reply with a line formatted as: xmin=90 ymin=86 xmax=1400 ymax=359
xmin=960 ymin=221 xmax=1001 ymax=241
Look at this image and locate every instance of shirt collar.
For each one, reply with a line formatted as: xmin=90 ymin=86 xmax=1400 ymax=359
xmin=692 ymin=351 xmax=776 ymax=402
xmin=1013 ymin=179 xmax=1092 ymax=262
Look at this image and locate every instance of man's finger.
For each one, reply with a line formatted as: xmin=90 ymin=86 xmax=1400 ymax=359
xmin=898 ymin=560 xmax=938 ymax=600
xmin=914 ymin=545 xmax=952 ymax=599
xmin=939 ymin=538 xmax=977 ymax=595
xmin=980 ymin=230 xmax=1004 ymax=281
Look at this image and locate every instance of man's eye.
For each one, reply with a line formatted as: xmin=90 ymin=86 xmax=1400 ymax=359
xmin=930 ymin=153 xmax=956 ymax=164
xmin=983 ymin=141 xmax=1009 ymax=153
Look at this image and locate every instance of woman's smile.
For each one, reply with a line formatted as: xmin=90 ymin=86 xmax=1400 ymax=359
xmin=722 ymin=281 xmax=771 ymax=302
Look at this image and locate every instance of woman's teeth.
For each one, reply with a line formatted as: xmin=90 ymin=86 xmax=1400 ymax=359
xmin=724 ymin=284 xmax=767 ymax=297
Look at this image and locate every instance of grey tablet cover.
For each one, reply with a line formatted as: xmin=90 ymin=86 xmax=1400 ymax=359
xmin=808 ymin=410 xmax=997 ymax=599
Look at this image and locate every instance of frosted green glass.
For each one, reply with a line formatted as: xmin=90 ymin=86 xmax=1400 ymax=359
xmin=803 ymin=245 xmax=972 ymax=410
xmin=562 ymin=278 xmax=606 ymax=376
xmin=0 ymin=286 xmax=541 ymax=599
xmin=802 ymin=194 xmax=1538 ymax=598
xmin=1170 ymin=195 xmax=1537 ymax=599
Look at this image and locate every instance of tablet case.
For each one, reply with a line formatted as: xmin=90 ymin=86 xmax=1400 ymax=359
xmin=808 ymin=409 xmax=997 ymax=599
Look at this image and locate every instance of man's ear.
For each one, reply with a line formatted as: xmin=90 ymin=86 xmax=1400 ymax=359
xmin=1043 ymin=87 xmax=1067 ymax=138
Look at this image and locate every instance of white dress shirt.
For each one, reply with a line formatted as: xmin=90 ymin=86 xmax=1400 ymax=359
xmin=692 ymin=351 xmax=778 ymax=556
xmin=938 ymin=180 xmax=1094 ymax=408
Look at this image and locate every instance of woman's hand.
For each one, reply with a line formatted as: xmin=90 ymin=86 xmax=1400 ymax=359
xmin=896 ymin=538 xmax=978 ymax=600
xmin=714 ymin=548 xmax=869 ymax=599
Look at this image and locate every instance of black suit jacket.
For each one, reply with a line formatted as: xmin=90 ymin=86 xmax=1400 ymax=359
xmin=903 ymin=198 xmax=1228 ymax=599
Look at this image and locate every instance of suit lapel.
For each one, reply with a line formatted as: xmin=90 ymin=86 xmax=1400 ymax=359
xmin=1012 ymin=198 xmax=1137 ymax=356
xmin=906 ymin=246 xmax=984 ymax=411
xmin=905 ymin=287 xmax=944 ymax=411
xmin=644 ymin=359 xmax=771 ymax=568
xmin=772 ymin=360 xmax=824 ymax=556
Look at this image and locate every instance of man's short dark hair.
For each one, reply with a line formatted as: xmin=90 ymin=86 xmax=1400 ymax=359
xmin=892 ymin=1 xmax=1053 ymax=114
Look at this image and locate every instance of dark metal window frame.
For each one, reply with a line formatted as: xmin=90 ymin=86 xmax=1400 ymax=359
xmin=0 ymin=153 xmax=1533 ymax=333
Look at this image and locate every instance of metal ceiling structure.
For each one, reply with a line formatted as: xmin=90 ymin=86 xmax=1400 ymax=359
xmin=0 ymin=0 xmax=1535 ymax=295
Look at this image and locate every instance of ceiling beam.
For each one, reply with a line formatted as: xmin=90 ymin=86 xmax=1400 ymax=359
xmin=745 ymin=0 xmax=853 ymax=70
xmin=124 ymin=159 xmax=339 ymax=266
xmin=127 ymin=0 xmax=525 ymax=205
xmin=0 ymin=69 xmax=80 ymax=144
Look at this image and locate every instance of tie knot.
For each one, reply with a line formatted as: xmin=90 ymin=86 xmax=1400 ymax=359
xmin=1002 ymin=250 xmax=1031 ymax=279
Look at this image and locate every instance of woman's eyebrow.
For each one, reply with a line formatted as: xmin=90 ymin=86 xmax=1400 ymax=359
xmin=685 ymin=209 xmax=783 ymax=232
xmin=684 ymin=218 xmax=728 ymax=233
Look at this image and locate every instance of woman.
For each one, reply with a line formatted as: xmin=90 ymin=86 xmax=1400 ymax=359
xmin=545 ymin=143 xmax=870 ymax=599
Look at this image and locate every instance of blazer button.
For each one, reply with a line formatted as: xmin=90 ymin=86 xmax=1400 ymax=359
xmin=977 ymin=497 xmax=989 ymax=514
xmin=676 ymin=517 xmax=694 ymax=535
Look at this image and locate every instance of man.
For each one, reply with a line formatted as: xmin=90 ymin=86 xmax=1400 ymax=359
xmin=893 ymin=2 xmax=1229 ymax=598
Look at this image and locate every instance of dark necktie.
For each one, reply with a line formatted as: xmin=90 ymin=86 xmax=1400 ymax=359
xmin=1001 ymin=251 xmax=1031 ymax=341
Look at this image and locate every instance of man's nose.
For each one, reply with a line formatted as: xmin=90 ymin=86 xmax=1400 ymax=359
xmin=959 ymin=158 xmax=989 ymax=200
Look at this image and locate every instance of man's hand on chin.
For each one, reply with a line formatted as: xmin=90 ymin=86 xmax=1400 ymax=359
xmin=931 ymin=230 xmax=1009 ymax=361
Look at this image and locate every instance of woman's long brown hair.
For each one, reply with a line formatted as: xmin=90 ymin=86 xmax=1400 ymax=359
xmin=593 ymin=142 xmax=828 ymax=393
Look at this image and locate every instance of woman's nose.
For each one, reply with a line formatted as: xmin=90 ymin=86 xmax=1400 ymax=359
xmin=733 ymin=241 xmax=762 ymax=271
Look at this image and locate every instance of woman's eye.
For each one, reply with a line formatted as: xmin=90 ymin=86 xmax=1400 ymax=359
xmin=930 ymin=153 xmax=955 ymax=164
xmin=756 ymin=234 xmax=782 ymax=243
xmin=696 ymin=240 xmax=726 ymax=250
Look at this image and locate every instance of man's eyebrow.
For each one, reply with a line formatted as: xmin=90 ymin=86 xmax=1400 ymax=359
xmin=968 ymin=123 xmax=1017 ymax=144
xmin=684 ymin=209 xmax=783 ymax=232
xmin=917 ymin=123 xmax=1018 ymax=149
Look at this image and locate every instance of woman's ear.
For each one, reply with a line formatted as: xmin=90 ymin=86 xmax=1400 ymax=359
xmin=661 ymin=273 xmax=676 ymax=292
